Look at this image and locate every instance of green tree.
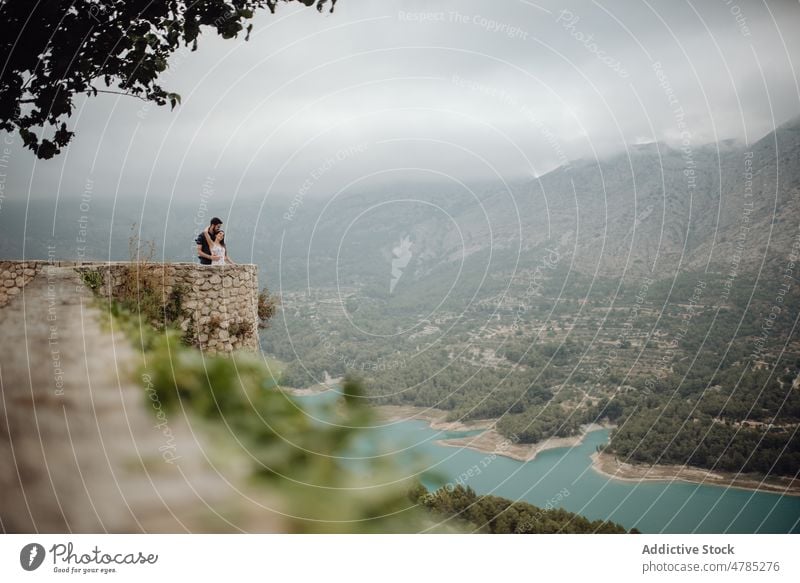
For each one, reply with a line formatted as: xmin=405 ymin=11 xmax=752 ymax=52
xmin=1 ymin=0 xmax=337 ymax=158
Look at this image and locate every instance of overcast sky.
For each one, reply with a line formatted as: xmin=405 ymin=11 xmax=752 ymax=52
xmin=3 ymin=0 xmax=800 ymax=207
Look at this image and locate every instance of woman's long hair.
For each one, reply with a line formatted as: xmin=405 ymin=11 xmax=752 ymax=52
xmin=215 ymin=230 xmax=227 ymax=248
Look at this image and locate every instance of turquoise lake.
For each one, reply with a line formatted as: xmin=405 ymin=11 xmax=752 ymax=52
xmin=297 ymin=390 xmax=800 ymax=534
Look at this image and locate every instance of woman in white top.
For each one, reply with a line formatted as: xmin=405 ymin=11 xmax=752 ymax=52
xmin=203 ymin=228 xmax=236 ymax=265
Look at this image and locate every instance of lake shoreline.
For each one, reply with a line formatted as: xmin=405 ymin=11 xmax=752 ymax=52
xmin=290 ymin=391 xmax=800 ymax=498
xmin=591 ymin=451 xmax=800 ymax=497
xmin=375 ymin=404 xmax=613 ymax=462
xmin=374 ymin=404 xmax=495 ymax=432
xmin=283 ymin=377 xmax=344 ymax=397
xmin=435 ymin=423 xmax=613 ymax=462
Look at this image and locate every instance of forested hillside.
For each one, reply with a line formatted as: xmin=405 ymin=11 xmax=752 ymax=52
xmin=4 ymin=119 xmax=799 ymax=479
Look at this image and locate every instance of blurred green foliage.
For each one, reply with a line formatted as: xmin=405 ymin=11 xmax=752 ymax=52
xmin=141 ymin=331 xmax=430 ymax=532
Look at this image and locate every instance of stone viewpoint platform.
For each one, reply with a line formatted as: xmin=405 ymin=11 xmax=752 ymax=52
xmin=0 ymin=260 xmax=260 ymax=352
xmin=0 ymin=262 xmax=286 ymax=532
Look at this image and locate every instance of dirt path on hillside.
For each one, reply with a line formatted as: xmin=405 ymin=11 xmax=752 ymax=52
xmin=0 ymin=266 xmax=283 ymax=532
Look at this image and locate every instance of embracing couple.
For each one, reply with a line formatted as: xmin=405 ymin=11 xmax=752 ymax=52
xmin=195 ymin=217 xmax=236 ymax=265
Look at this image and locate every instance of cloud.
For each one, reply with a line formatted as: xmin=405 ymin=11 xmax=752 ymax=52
xmin=2 ymin=0 xmax=798 ymax=206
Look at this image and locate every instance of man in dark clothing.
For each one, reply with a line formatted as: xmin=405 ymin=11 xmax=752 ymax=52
xmin=196 ymin=217 xmax=223 ymax=264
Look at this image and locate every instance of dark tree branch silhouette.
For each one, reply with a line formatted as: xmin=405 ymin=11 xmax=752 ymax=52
xmin=0 ymin=0 xmax=338 ymax=159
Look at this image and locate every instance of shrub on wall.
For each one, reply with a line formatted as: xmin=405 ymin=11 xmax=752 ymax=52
xmin=79 ymin=269 xmax=104 ymax=291
xmin=257 ymin=286 xmax=280 ymax=329
xmin=229 ymin=319 xmax=253 ymax=340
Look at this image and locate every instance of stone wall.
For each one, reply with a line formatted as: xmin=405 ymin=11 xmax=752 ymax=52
xmin=0 ymin=260 xmax=261 ymax=353
xmin=0 ymin=261 xmax=45 ymax=308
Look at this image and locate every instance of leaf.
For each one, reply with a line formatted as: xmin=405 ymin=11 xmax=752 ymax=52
xmin=167 ymin=92 xmax=182 ymax=110
xmin=18 ymin=127 xmax=36 ymax=148
xmin=36 ymin=138 xmax=58 ymax=159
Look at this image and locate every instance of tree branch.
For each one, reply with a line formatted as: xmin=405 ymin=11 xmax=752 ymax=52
xmin=90 ymin=88 xmax=149 ymax=102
